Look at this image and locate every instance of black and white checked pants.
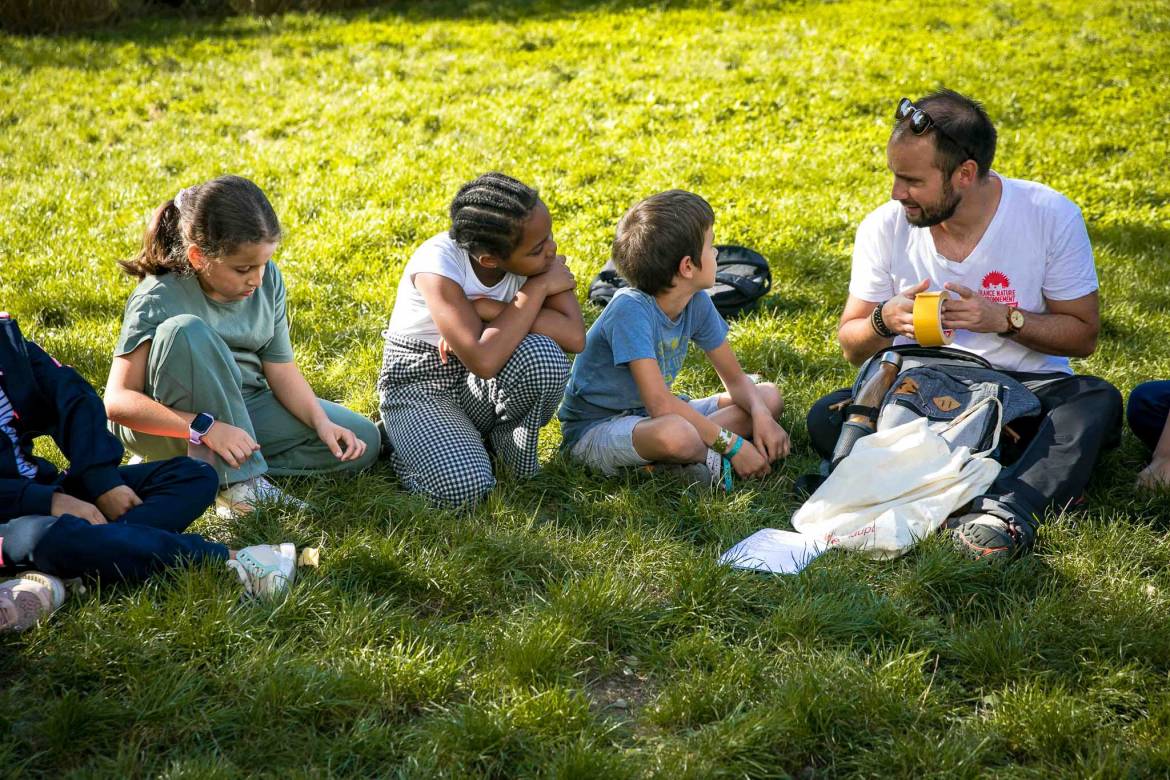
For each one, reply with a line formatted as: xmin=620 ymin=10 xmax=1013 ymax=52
xmin=377 ymin=333 xmax=569 ymax=509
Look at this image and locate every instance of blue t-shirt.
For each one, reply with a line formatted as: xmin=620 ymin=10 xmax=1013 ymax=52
xmin=558 ymin=287 xmax=729 ymax=449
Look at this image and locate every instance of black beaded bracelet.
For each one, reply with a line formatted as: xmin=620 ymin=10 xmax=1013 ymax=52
xmin=870 ymin=301 xmax=895 ymax=338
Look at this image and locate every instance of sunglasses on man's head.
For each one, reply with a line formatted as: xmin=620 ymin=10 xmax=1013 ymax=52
xmin=895 ymin=97 xmax=975 ymax=162
xmin=896 ymin=97 xmax=937 ymax=135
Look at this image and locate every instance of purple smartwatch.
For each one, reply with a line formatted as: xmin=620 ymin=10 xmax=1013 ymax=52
xmin=189 ymin=412 xmax=215 ymax=445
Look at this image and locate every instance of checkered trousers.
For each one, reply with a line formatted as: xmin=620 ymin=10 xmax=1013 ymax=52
xmin=377 ymin=332 xmax=570 ymax=509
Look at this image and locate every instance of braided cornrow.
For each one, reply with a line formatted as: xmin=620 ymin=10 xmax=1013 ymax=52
xmin=448 ymin=172 xmax=540 ymax=260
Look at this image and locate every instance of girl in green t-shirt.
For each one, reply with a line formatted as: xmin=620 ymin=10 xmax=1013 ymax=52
xmin=105 ymin=175 xmax=379 ymax=518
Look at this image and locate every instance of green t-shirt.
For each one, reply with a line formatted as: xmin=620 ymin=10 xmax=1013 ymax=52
xmin=114 ymin=261 xmax=295 ymax=393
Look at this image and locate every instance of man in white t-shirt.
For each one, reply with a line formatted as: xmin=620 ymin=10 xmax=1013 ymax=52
xmin=807 ymin=89 xmax=1122 ymax=561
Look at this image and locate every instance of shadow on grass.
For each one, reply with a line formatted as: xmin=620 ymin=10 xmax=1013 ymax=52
xmin=1093 ymin=221 xmax=1170 ymax=319
xmin=6 ymin=0 xmax=806 ymax=50
xmin=23 ymin=296 xmax=124 ymax=332
xmin=1092 ymin=221 xmax=1170 ymax=262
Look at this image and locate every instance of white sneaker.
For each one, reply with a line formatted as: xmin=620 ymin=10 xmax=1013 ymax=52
xmin=0 ymin=571 xmax=67 ymax=633
xmin=640 ymin=448 xmax=724 ymax=489
xmin=227 ymin=543 xmax=297 ymax=598
xmin=215 ymin=476 xmax=310 ymax=519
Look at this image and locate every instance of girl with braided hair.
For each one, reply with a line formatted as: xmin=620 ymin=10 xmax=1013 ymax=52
xmin=378 ymin=172 xmax=585 ymax=508
xmin=105 ymin=175 xmax=380 ymax=518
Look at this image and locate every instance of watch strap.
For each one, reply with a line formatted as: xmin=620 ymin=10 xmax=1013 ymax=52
xmin=189 ymin=413 xmax=215 ymax=444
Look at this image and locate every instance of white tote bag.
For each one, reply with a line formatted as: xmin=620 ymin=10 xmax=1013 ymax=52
xmin=791 ymin=416 xmax=1001 ymax=559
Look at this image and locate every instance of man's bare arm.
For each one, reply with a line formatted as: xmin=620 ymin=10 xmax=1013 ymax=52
xmin=942 ymin=285 xmax=1099 ymax=358
xmin=837 ymin=280 xmax=930 ymax=366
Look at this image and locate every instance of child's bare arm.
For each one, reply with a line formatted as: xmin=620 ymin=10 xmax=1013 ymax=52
xmin=628 ymin=358 xmax=770 ymax=477
xmin=105 ymin=343 xmax=261 ymax=468
xmin=706 ymin=341 xmax=789 ymax=461
xmin=470 ymin=298 xmax=508 ymax=321
xmin=417 ymin=271 xmax=557 ymax=378
xmin=706 ymin=342 xmax=774 ymax=418
xmin=263 ymin=361 xmax=366 ymax=462
xmin=470 ymin=290 xmax=586 ymax=353
xmin=534 ymin=290 xmax=587 ymax=353
xmin=105 ymin=345 xmax=197 ymax=438
xmin=629 ymin=358 xmax=719 ymax=440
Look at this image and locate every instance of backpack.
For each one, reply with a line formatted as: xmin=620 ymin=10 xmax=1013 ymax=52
xmin=587 ymin=259 xmax=628 ymax=309
xmin=795 ymin=345 xmax=1042 ymax=498
xmin=858 ymin=346 xmax=1040 ymax=453
xmin=587 ymin=244 xmax=773 ymax=319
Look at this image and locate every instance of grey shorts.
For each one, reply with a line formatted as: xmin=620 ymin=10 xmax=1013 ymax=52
xmin=567 ymin=395 xmax=722 ymax=475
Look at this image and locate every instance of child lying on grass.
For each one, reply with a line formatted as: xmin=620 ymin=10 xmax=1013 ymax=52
xmin=558 ymin=190 xmax=790 ymax=488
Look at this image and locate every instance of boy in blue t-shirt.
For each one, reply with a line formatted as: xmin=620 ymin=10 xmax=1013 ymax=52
xmin=558 ymin=190 xmax=789 ymax=485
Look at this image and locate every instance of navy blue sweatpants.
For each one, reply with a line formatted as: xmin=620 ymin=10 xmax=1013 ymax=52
xmin=1126 ymin=380 xmax=1170 ymax=452
xmin=0 ymin=457 xmax=228 ymax=582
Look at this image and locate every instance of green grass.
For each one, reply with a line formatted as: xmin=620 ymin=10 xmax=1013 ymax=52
xmin=3 ymin=0 xmax=1170 ymax=776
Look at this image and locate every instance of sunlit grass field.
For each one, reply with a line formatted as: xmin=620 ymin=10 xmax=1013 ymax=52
xmin=2 ymin=0 xmax=1170 ymax=775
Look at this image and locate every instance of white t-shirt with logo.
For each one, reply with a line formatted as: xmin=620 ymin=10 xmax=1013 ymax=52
xmin=849 ymin=174 xmax=1098 ymax=374
xmin=386 ymin=232 xmax=527 ymax=346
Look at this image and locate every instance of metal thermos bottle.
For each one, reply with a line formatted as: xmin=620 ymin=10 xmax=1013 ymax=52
xmin=829 ymin=350 xmax=903 ymax=469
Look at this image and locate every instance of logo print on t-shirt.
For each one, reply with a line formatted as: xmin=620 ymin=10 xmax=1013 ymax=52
xmin=980 ymin=271 xmax=1017 ymax=306
xmin=656 ymin=336 xmax=685 ymax=386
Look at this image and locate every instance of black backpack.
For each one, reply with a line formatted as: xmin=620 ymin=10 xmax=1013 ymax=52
xmin=587 ymin=244 xmax=772 ymax=319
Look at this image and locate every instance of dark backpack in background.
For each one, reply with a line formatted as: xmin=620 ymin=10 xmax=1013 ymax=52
xmin=587 ymin=244 xmax=773 ymax=319
xmin=586 ymin=259 xmax=629 ymax=309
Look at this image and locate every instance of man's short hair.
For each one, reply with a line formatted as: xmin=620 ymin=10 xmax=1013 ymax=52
xmin=892 ymin=88 xmax=997 ymax=178
xmin=612 ymin=190 xmax=715 ymax=296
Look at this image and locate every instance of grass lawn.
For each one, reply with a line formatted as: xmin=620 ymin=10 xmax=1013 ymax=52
xmin=3 ymin=0 xmax=1170 ymax=775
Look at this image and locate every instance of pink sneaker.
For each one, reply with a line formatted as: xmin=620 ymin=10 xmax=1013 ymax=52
xmin=0 ymin=571 xmax=66 ymax=633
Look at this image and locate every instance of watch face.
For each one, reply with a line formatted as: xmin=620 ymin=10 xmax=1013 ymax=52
xmin=191 ymin=413 xmax=214 ymax=435
xmin=1010 ymin=309 xmax=1026 ymax=328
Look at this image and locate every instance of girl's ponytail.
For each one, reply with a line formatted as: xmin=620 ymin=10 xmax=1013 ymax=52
xmin=119 ymin=176 xmax=280 ymax=280
xmin=120 ymin=197 xmax=190 ymax=279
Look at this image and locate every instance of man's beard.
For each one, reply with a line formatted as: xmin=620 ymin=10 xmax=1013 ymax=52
xmin=903 ymin=179 xmax=961 ymax=227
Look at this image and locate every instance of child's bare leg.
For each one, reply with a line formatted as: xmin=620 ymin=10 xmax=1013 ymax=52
xmin=705 ymin=382 xmax=784 ymax=438
xmin=630 ymin=385 xmax=783 ymax=465
xmin=631 ymin=415 xmax=707 ymax=463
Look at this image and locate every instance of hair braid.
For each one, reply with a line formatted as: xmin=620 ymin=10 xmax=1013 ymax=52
xmin=448 ymin=172 xmax=539 ymax=260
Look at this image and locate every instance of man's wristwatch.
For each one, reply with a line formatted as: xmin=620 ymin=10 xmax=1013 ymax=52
xmin=999 ymin=306 xmax=1025 ymax=337
xmin=871 ymin=301 xmax=895 ymax=339
xmin=189 ymin=412 xmax=216 ymax=444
